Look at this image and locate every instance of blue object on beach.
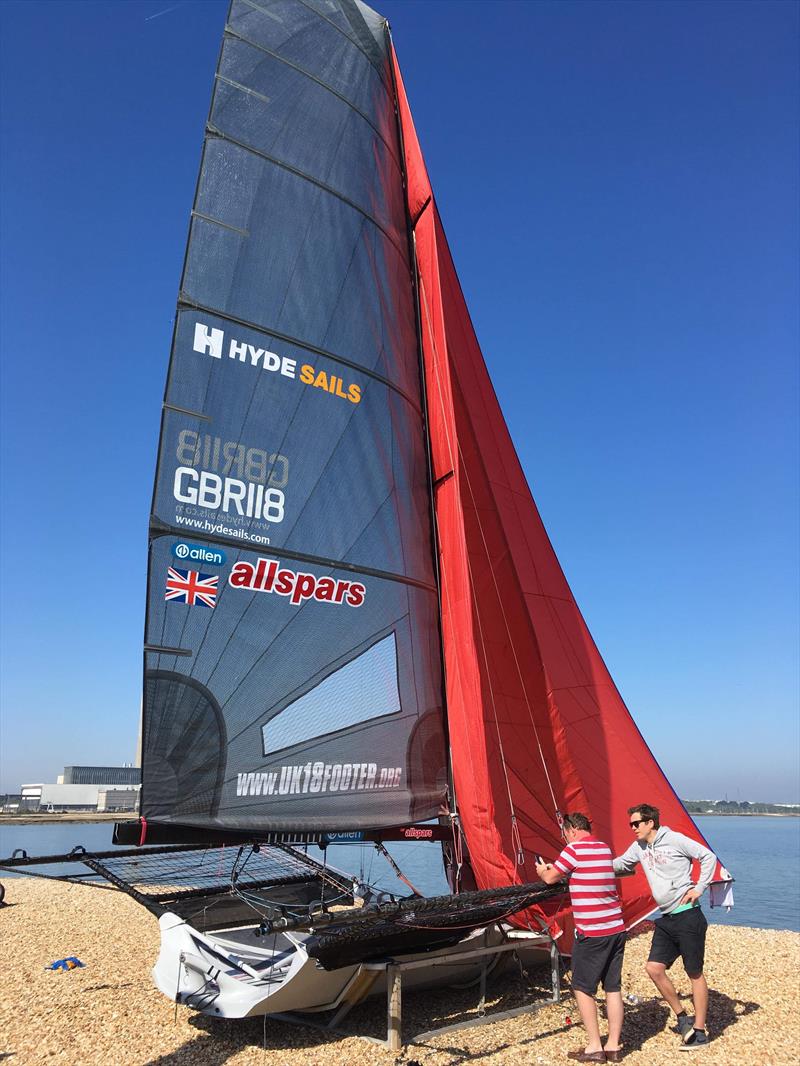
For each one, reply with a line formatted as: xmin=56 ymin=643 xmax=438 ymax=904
xmin=46 ymin=956 xmax=84 ymax=972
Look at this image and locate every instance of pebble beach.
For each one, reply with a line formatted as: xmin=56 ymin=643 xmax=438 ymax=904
xmin=0 ymin=878 xmax=797 ymax=1065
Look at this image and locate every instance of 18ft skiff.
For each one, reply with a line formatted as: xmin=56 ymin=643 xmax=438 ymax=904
xmin=1 ymin=0 xmax=730 ymax=1037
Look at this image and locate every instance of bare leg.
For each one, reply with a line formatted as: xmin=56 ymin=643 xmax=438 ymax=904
xmin=604 ymin=991 xmax=623 ymax=1051
xmin=645 ymin=960 xmax=684 ymax=1016
xmin=573 ymin=989 xmax=603 ymax=1053
xmin=688 ymin=973 xmax=708 ymax=1030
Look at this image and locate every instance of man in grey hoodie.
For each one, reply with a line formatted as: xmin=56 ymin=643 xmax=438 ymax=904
xmin=613 ymin=803 xmax=717 ymax=1050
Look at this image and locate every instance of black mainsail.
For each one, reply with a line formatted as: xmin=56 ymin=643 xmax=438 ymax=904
xmin=141 ymin=0 xmax=446 ymax=835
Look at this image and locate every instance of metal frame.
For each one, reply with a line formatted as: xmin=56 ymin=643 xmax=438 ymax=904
xmin=271 ymin=930 xmax=561 ymax=1051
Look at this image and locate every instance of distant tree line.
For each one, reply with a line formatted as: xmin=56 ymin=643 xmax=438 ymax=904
xmin=683 ymin=799 xmax=800 ymax=815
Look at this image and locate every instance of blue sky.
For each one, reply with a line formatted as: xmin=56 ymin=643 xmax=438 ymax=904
xmin=0 ymin=0 xmax=797 ymax=802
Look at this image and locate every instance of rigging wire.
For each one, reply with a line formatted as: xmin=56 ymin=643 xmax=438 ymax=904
xmin=373 ymin=842 xmax=423 ymax=898
xmin=224 ymin=845 xmax=352 ymax=925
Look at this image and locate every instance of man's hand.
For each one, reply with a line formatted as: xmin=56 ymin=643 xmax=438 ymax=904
xmin=536 ymin=861 xmax=562 ymax=885
xmin=680 ymin=887 xmax=702 ymax=905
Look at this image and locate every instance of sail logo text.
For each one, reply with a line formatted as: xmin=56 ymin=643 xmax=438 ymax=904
xmin=174 ymin=514 xmax=271 ymax=546
xmin=235 ymin=762 xmax=402 ymax=797
xmin=177 ymin=431 xmax=289 ymax=489
xmin=174 ymin=467 xmax=285 ymax=523
xmin=171 ymin=541 xmax=226 ymax=566
xmin=229 ymin=557 xmax=366 ymax=607
xmin=193 ymin=322 xmax=362 ymax=405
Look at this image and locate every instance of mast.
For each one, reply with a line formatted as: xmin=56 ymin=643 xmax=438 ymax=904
xmin=384 ymin=19 xmax=456 ymax=814
xmin=383 ymin=17 xmax=469 ymax=892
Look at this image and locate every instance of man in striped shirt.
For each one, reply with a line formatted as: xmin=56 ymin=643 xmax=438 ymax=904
xmin=537 ymin=812 xmax=625 ymax=1063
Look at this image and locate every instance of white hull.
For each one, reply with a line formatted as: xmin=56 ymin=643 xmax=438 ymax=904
xmin=153 ymin=911 xmax=549 ymax=1019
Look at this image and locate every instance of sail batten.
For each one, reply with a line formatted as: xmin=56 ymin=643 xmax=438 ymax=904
xmin=149 ymin=526 xmax=439 ymax=592
xmin=220 ymin=26 xmax=402 ymax=166
xmin=174 ymin=299 xmax=425 ymax=413
xmin=202 ymin=128 xmax=409 ymax=257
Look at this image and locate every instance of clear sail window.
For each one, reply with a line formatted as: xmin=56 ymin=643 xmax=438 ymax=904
xmin=262 ymin=632 xmax=401 ymax=755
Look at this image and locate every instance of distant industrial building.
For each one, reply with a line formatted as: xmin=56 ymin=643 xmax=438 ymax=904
xmin=19 ymin=765 xmax=141 ymax=813
xmin=21 ymin=783 xmax=101 ymax=811
xmin=96 ymin=787 xmax=140 ymax=812
xmin=61 ymin=765 xmax=141 ymax=787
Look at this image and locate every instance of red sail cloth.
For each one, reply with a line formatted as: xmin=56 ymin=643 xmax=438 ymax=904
xmin=392 ymin=49 xmax=720 ymax=934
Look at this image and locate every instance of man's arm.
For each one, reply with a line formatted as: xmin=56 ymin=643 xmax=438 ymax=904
xmin=536 ymin=845 xmax=574 ymax=885
xmin=673 ymin=832 xmax=717 ymax=903
xmin=612 ymin=840 xmax=641 ymax=877
xmin=535 ymin=861 xmax=566 ymax=885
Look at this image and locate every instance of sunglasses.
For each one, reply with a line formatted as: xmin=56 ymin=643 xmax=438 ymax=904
xmin=629 ymin=819 xmax=649 ymax=828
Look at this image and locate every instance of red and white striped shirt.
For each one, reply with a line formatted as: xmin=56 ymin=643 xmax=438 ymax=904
xmin=554 ymin=836 xmax=625 ymax=937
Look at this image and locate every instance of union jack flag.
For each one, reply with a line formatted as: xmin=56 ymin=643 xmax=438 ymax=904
xmin=165 ymin=567 xmax=218 ymax=609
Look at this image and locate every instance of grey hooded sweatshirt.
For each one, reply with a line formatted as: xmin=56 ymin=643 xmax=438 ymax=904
xmin=613 ymin=827 xmax=716 ymax=915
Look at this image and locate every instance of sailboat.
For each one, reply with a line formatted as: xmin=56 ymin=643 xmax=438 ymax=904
xmin=1 ymin=0 xmax=729 ymax=1036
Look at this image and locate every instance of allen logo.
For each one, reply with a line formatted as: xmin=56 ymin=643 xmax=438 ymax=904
xmin=172 ymin=541 xmax=226 ymax=567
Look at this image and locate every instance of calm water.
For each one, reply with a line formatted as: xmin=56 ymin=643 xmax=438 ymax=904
xmin=1 ymin=816 xmax=797 ymax=932
xmin=691 ymin=815 xmax=800 ymax=932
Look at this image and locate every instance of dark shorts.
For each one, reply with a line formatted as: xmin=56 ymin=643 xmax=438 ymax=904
xmin=649 ymin=907 xmax=707 ymax=976
xmin=571 ymin=930 xmax=626 ymax=995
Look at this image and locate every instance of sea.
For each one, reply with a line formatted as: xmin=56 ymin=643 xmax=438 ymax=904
xmin=1 ymin=815 xmax=797 ymax=933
